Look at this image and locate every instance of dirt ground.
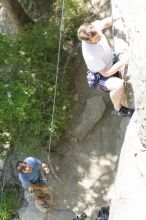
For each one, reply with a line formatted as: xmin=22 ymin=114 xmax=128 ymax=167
xmin=46 ymin=53 xmax=130 ymax=219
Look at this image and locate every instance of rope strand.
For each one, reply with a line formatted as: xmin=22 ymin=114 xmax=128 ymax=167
xmin=110 ymin=0 xmax=115 ymax=51
xmin=48 ymin=0 xmax=65 ymax=161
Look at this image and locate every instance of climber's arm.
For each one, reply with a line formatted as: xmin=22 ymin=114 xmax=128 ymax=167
xmin=99 ymin=59 xmax=128 ymax=77
xmin=99 ymin=16 xmax=120 ymax=30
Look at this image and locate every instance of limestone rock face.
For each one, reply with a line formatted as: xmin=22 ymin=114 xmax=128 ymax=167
xmin=71 ymin=96 xmax=106 ymax=140
xmin=109 ymin=0 xmax=146 ymax=219
xmin=0 ymin=4 xmax=15 ymax=34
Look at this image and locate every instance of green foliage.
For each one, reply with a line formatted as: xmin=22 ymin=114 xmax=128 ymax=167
xmin=56 ymin=0 xmax=91 ymax=42
xmin=0 ymin=23 xmax=70 ymax=153
xmin=19 ymin=0 xmax=49 ymax=11
xmin=20 ymin=0 xmax=91 ymax=43
xmin=0 ymin=190 xmax=18 ymax=220
xmin=0 ymin=0 xmax=91 ymax=155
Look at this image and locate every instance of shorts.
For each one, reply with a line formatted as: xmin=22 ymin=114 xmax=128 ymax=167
xmin=96 ymin=71 xmax=120 ymax=92
xmin=87 ymin=71 xmax=120 ymax=92
xmin=96 ymin=74 xmax=110 ymax=92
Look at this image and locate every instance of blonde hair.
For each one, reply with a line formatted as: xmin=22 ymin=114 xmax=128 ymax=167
xmin=77 ymin=23 xmax=98 ymax=41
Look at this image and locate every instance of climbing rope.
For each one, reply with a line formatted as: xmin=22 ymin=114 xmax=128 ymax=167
xmin=48 ymin=0 xmax=65 ymax=160
xmin=45 ymin=0 xmax=65 ymax=183
xmin=110 ymin=0 xmax=129 ymax=81
xmin=110 ymin=0 xmax=115 ymax=51
xmin=34 ymin=188 xmax=53 ymax=211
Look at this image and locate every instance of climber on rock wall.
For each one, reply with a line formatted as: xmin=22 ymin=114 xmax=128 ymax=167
xmin=77 ymin=16 xmax=134 ymax=117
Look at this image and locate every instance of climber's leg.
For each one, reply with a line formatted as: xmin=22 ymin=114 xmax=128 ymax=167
xmin=103 ymin=76 xmax=134 ymax=117
xmin=102 ymin=76 xmax=125 ymax=111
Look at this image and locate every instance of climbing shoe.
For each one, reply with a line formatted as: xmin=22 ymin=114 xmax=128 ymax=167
xmin=96 ymin=206 xmax=109 ymax=220
xmin=73 ymin=213 xmax=87 ymax=220
xmin=118 ymin=106 xmax=135 ymax=117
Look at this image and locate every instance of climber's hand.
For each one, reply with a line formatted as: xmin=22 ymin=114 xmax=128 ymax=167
xmin=42 ymin=163 xmax=50 ymax=174
xmin=44 ymin=167 xmax=50 ymax=174
xmin=29 ymin=186 xmax=34 ymax=192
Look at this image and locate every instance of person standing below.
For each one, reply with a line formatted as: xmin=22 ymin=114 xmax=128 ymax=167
xmin=77 ymin=16 xmax=134 ymax=117
xmin=16 ymin=157 xmax=50 ymax=207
